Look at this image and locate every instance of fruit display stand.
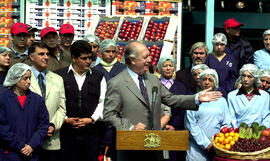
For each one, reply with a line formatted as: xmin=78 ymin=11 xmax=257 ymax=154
xmin=25 ymin=0 xmax=111 ymax=40
xmin=111 ymin=0 xmax=182 ymax=70
xmin=0 ymin=0 xmax=21 ymax=47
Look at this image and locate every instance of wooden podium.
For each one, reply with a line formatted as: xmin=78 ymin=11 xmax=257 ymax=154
xmin=116 ymin=130 xmax=189 ymax=151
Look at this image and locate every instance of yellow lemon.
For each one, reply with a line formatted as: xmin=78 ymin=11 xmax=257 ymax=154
xmin=227 ymin=136 xmax=233 ymax=141
xmin=225 ymin=144 xmax=231 ymax=150
xmin=215 ymin=137 xmax=219 ymax=144
xmin=224 ymin=138 xmax=230 ymax=144
xmin=229 ymin=132 xmax=235 ymax=137
xmin=219 ymin=144 xmax=225 ymax=149
xmin=219 ymin=137 xmax=225 ymax=144
xmin=232 ymin=136 xmax=238 ymax=141
xmin=230 ymin=140 xmax=235 ymax=146
xmin=218 ymin=133 xmax=224 ymax=137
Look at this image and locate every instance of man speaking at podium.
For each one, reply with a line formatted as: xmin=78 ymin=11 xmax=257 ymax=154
xmin=103 ymin=41 xmax=222 ymax=161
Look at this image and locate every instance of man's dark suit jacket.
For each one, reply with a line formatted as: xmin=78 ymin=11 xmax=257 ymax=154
xmin=175 ymin=67 xmax=197 ymax=93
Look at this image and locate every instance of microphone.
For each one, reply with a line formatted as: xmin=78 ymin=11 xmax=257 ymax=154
xmin=150 ymin=86 xmax=158 ymax=130
xmin=152 ymin=86 xmax=158 ymax=103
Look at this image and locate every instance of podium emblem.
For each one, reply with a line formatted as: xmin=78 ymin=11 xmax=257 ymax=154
xmin=144 ymin=133 xmax=161 ymax=148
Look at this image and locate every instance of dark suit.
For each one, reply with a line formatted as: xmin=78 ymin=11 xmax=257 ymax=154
xmin=103 ymin=69 xmax=198 ymax=161
xmin=175 ymin=67 xmax=197 ymax=93
xmin=94 ymin=62 xmax=126 ymax=82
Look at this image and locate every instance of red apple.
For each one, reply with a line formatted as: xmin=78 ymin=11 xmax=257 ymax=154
xmin=262 ymin=130 xmax=270 ymax=137
xmin=220 ymin=127 xmax=229 ymax=134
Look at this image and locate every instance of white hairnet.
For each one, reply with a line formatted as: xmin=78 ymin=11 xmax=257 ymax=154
xmin=3 ymin=63 xmax=31 ymax=87
xmin=100 ymin=39 xmax=117 ymax=54
xmin=212 ymin=33 xmax=227 ymax=45
xmin=260 ymin=70 xmax=270 ymax=79
xmin=263 ymin=29 xmax=270 ymax=38
xmin=199 ymin=69 xmax=219 ymax=90
xmin=239 ymin=64 xmax=260 ymax=87
xmin=83 ymin=34 xmax=100 ymax=45
xmin=191 ymin=64 xmax=209 ymax=74
xmin=234 ymin=76 xmax=242 ymax=89
xmin=0 ymin=46 xmax=11 ymax=54
xmin=157 ymin=55 xmax=176 ymax=74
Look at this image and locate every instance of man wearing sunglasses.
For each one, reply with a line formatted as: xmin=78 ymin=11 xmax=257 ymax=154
xmin=176 ymin=42 xmax=209 ymax=93
xmin=224 ymin=18 xmax=254 ymax=71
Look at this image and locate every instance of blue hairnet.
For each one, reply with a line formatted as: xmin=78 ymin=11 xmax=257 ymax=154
xmin=3 ymin=63 xmax=31 ymax=87
xmin=100 ymin=39 xmax=117 ymax=54
xmin=191 ymin=64 xmax=209 ymax=74
xmin=0 ymin=46 xmax=11 ymax=54
xmin=83 ymin=34 xmax=100 ymax=45
xmin=157 ymin=55 xmax=176 ymax=74
xmin=239 ymin=64 xmax=260 ymax=87
xmin=199 ymin=68 xmax=219 ymax=90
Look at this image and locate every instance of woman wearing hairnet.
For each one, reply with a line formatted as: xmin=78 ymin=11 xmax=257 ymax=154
xmin=0 ymin=47 xmax=11 ymax=84
xmin=228 ymin=64 xmax=270 ymax=128
xmin=254 ymin=29 xmax=270 ymax=70
xmin=185 ymin=69 xmax=232 ymax=161
xmin=93 ymin=39 xmax=126 ymax=82
xmin=0 ymin=63 xmax=49 ymax=161
xmin=157 ymin=55 xmax=191 ymax=161
xmin=83 ymin=34 xmax=101 ymax=67
xmin=191 ymin=64 xmax=209 ymax=92
xmin=259 ymin=70 xmax=270 ymax=93
xmin=205 ymin=33 xmax=238 ymax=98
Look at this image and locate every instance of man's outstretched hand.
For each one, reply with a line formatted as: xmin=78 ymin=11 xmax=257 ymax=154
xmin=198 ymin=88 xmax=222 ymax=102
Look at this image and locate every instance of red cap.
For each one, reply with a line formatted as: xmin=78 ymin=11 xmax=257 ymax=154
xmin=40 ymin=27 xmax=57 ymax=38
xmin=224 ymin=19 xmax=243 ymax=30
xmin=11 ymin=22 xmax=28 ymax=34
xmin=59 ymin=24 xmax=74 ymax=35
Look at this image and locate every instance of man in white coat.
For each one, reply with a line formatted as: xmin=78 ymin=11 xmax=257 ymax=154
xmin=29 ymin=42 xmax=66 ymax=161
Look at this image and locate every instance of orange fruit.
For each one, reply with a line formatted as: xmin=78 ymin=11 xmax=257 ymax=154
xmin=214 ymin=137 xmax=219 ymax=144
xmin=227 ymin=136 xmax=233 ymax=141
xmin=225 ymin=133 xmax=230 ymax=138
xmin=234 ymin=133 xmax=240 ymax=138
xmin=218 ymin=137 xmax=225 ymax=144
xmin=218 ymin=133 xmax=224 ymax=137
xmin=232 ymin=136 xmax=238 ymax=141
xmin=219 ymin=144 xmax=225 ymax=149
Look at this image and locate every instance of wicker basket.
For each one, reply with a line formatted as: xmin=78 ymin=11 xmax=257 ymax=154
xmin=211 ymin=136 xmax=270 ymax=160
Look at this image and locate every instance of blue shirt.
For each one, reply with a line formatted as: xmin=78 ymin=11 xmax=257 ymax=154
xmin=31 ymin=66 xmax=47 ymax=85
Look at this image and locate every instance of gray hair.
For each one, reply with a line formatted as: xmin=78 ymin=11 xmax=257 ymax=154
xmin=124 ymin=41 xmax=140 ymax=65
xmin=189 ymin=42 xmax=209 ymax=56
xmin=212 ymin=33 xmax=227 ymax=45
xmin=263 ymin=29 xmax=270 ymax=38
xmin=239 ymin=64 xmax=260 ymax=87
xmin=157 ymin=55 xmax=176 ymax=74
xmin=3 ymin=63 xmax=31 ymax=87
xmin=100 ymin=39 xmax=117 ymax=54
xmin=199 ymin=68 xmax=219 ymax=90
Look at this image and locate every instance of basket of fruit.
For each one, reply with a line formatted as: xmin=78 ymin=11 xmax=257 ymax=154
xmin=212 ymin=122 xmax=270 ymax=160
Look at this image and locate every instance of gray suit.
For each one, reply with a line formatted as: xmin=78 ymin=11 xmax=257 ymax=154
xmin=103 ymin=69 xmax=197 ymax=130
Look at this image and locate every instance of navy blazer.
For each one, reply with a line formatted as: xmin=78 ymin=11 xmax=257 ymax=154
xmin=0 ymin=89 xmax=49 ymax=161
xmin=175 ymin=68 xmax=197 ymax=93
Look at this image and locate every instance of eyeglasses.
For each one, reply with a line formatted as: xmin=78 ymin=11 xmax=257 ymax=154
xmin=193 ymin=52 xmax=205 ymax=55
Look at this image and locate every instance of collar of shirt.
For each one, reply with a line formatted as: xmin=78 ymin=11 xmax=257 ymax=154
xmin=160 ymin=77 xmax=174 ymax=89
xmin=11 ymin=46 xmax=28 ymax=58
xmin=127 ymin=67 xmax=145 ymax=89
xmin=67 ymin=64 xmax=92 ymax=76
xmin=31 ymin=66 xmax=47 ymax=84
xmin=237 ymin=86 xmax=261 ymax=96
